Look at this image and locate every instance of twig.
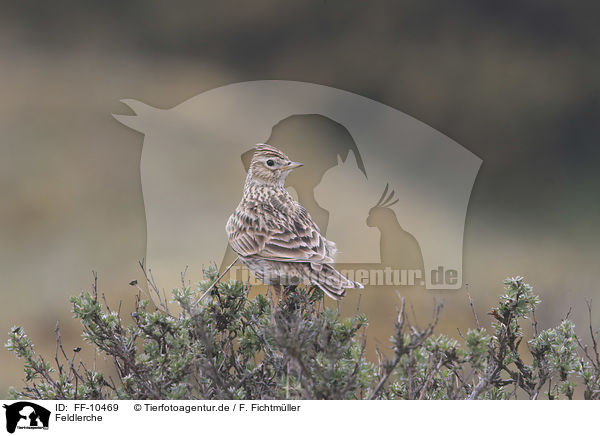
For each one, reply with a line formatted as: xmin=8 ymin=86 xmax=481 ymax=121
xmin=466 ymin=284 xmax=481 ymax=330
xmin=200 ymin=256 xmax=239 ymax=300
xmin=286 ymin=361 xmax=290 ymax=400
xmin=531 ymin=306 xmax=539 ymax=336
xmin=418 ymin=355 xmax=444 ymax=400
xmin=587 ymin=300 xmax=600 ymax=366
xmin=181 ymin=265 xmax=189 ymax=289
xmin=562 ymin=306 xmax=573 ymax=321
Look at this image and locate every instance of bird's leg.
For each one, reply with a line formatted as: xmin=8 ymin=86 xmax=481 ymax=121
xmin=268 ymin=286 xmax=275 ymax=314
xmin=273 ymin=284 xmax=283 ymax=307
xmin=268 ymin=285 xmax=282 ymax=326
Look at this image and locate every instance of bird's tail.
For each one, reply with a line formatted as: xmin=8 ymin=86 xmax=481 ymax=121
xmin=300 ymin=263 xmax=363 ymax=301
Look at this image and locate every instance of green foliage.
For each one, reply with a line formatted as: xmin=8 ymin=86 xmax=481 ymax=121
xmin=6 ymin=273 xmax=600 ymax=399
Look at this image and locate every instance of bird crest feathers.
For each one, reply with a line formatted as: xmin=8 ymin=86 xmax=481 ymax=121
xmin=253 ymin=143 xmax=290 ymax=161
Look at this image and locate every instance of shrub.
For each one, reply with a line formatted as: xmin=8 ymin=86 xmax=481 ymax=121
xmin=6 ymin=270 xmax=600 ymax=399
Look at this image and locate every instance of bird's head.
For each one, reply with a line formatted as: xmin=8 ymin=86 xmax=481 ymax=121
xmin=247 ymin=143 xmax=303 ymax=186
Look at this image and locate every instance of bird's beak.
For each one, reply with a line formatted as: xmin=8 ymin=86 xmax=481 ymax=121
xmin=281 ymin=161 xmax=304 ymax=170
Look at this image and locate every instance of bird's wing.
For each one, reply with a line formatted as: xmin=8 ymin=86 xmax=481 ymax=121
xmin=226 ymin=208 xmax=266 ymax=258
xmin=227 ymin=202 xmax=335 ymax=264
xmin=262 ymin=204 xmax=335 ymax=263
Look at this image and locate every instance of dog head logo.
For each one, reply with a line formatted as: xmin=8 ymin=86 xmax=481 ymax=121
xmin=3 ymin=402 xmax=50 ymax=433
xmin=114 ymin=80 xmax=481 ymax=290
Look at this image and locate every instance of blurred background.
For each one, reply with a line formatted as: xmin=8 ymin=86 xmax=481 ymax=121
xmin=1 ymin=0 xmax=599 ymax=395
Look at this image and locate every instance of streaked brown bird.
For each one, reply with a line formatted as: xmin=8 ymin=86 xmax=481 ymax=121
xmin=226 ymin=143 xmax=363 ymax=302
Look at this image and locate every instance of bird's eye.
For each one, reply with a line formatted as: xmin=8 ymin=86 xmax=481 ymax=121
xmin=266 ymin=159 xmax=274 ymax=167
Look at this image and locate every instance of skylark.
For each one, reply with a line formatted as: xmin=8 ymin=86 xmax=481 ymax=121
xmin=226 ymin=144 xmax=363 ymax=301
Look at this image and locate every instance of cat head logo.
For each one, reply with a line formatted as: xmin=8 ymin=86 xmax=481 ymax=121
xmin=114 ymin=80 xmax=481 ymax=290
